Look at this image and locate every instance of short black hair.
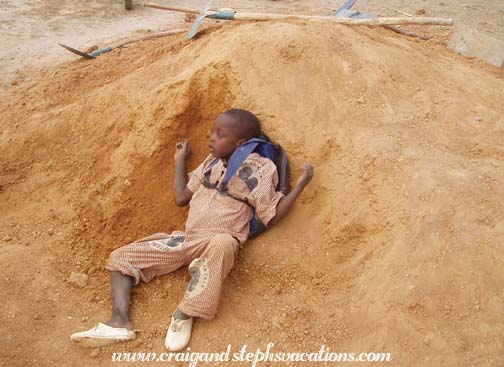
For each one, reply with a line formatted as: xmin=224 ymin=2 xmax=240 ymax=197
xmin=223 ymin=108 xmax=261 ymax=140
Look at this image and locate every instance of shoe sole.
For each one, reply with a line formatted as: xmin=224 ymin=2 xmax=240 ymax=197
xmin=165 ymin=343 xmax=189 ymax=352
xmin=72 ymin=335 xmax=135 ymax=348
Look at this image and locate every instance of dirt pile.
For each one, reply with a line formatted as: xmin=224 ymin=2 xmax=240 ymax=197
xmin=1 ymin=20 xmax=503 ymax=366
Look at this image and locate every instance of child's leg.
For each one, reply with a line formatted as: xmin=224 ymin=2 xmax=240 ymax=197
xmin=104 ymin=232 xmax=188 ymax=327
xmin=105 ymin=271 xmax=134 ymax=328
xmin=177 ymin=233 xmax=239 ymax=320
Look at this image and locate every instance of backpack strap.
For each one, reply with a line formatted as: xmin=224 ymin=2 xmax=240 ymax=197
xmin=219 ymin=138 xmax=274 ymax=190
xmin=200 ymin=138 xmax=286 ymax=239
xmin=201 ymin=138 xmax=276 ymax=209
xmin=201 ymin=159 xmax=254 ymax=208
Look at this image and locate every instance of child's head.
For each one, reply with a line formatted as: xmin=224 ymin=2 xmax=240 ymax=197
xmin=209 ymin=109 xmax=261 ymax=159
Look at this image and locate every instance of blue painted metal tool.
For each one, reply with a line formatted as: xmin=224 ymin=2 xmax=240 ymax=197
xmin=188 ymin=0 xmax=214 ymax=39
xmin=334 ymin=0 xmax=376 ymax=19
xmin=58 ymin=43 xmax=112 ymax=59
xmin=58 ymin=29 xmax=187 ymax=60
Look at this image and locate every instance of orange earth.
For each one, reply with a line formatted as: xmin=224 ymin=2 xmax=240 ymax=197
xmin=1 ymin=17 xmax=503 ymax=367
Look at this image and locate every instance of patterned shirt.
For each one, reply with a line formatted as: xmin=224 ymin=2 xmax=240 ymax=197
xmin=185 ymin=153 xmax=285 ymax=244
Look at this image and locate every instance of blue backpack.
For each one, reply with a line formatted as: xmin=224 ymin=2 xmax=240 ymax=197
xmin=202 ymin=136 xmax=290 ymax=238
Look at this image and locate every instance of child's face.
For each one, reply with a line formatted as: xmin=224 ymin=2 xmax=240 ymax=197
xmin=209 ymin=114 xmax=244 ymax=159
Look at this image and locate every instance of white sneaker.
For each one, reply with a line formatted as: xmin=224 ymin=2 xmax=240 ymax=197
xmin=164 ymin=315 xmax=193 ymax=351
xmin=70 ymin=323 xmax=136 ymax=348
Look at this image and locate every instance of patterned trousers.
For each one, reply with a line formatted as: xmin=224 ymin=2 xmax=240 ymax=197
xmin=105 ymin=232 xmax=239 ymax=320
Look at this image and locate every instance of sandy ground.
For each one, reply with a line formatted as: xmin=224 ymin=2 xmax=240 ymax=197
xmin=1 ymin=1 xmax=504 ymax=367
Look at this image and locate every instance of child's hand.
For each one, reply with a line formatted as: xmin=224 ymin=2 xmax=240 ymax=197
xmin=174 ymin=140 xmax=190 ymax=162
xmin=295 ymin=162 xmax=314 ymax=190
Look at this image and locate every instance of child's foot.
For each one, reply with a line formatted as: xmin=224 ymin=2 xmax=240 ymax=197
xmin=70 ymin=323 xmax=136 ymax=348
xmin=165 ymin=312 xmax=193 ymax=351
xmin=173 ymin=308 xmax=191 ymax=320
xmin=104 ymin=318 xmax=133 ymax=329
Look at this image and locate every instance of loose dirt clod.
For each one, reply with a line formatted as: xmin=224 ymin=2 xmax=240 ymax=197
xmin=67 ymin=272 xmax=89 ymax=289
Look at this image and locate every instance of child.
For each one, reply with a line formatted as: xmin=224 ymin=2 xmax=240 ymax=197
xmin=70 ymin=109 xmax=314 ymax=350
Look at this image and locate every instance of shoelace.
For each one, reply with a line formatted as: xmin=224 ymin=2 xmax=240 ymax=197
xmin=171 ymin=319 xmax=184 ymax=332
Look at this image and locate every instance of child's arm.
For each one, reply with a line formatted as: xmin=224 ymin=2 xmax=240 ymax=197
xmin=268 ymin=162 xmax=314 ymax=226
xmin=173 ymin=141 xmax=194 ymax=206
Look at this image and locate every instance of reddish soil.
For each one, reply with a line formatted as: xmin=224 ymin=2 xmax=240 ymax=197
xmin=1 ymin=4 xmax=503 ymax=367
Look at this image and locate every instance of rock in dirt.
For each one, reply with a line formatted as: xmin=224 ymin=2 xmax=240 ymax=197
xmin=67 ymin=272 xmax=88 ymax=289
xmin=448 ymin=25 xmax=504 ymax=67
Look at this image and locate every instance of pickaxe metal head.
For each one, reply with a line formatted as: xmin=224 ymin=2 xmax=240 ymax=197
xmin=58 ymin=43 xmax=96 ymax=59
xmin=188 ymin=0 xmax=214 ymax=39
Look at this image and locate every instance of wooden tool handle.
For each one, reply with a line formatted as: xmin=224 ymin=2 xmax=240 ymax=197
xmin=144 ymin=2 xmax=453 ymax=26
xmin=113 ymin=29 xmax=187 ymax=48
xmin=144 ymin=2 xmax=202 ymax=14
xmin=234 ymin=13 xmax=453 ymax=25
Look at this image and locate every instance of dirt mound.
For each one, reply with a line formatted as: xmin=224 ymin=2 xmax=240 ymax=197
xmin=1 ymin=20 xmax=503 ymax=366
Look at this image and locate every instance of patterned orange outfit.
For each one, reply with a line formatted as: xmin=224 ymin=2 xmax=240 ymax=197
xmin=105 ymin=153 xmax=284 ymax=320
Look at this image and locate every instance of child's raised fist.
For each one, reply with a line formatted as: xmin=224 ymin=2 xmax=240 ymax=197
xmin=174 ymin=140 xmax=190 ymax=162
xmin=295 ymin=162 xmax=314 ymax=189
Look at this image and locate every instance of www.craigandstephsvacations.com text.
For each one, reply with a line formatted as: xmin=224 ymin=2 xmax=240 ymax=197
xmin=111 ymin=343 xmax=392 ymax=366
